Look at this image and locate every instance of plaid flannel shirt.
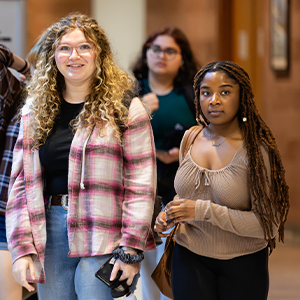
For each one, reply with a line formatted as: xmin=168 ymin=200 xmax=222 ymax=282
xmin=0 ymin=116 xmax=20 ymax=215
xmin=0 ymin=44 xmax=22 ymax=216
xmin=6 ymin=97 xmax=157 ymax=283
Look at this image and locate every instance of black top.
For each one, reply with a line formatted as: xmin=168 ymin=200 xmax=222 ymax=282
xmin=39 ymin=99 xmax=84 ymax=195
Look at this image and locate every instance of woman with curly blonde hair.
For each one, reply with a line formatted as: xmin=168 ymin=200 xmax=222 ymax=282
xmin=6 ymin=14 xmax=156 ymax=300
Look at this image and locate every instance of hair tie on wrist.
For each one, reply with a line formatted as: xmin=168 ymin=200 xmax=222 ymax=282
xmin=18 ymin=60 xmax=28 ymax=73
xmin=112 ymin=248 xmax=144 ymax=264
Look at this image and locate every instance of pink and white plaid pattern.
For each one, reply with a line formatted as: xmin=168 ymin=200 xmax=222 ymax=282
xmin=6 ymin=97 xmax=156 ymax=283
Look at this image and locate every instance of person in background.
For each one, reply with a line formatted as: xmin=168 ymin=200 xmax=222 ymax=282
xmin=155 ymin=61 xmax=289 ymax=300
xmin=6 ymin=14 xmax=156 ymax=300
xmin=131 ymin=27 xmax=200 ymax=300
xmin=0 ymin=43 xmax=38 ymax=300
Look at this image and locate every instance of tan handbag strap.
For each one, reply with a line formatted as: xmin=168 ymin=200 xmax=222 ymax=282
xmin=165 ymin=224 xmax=179 ymax=249
xmin=181 ymin=125 xmax=204 ymax=159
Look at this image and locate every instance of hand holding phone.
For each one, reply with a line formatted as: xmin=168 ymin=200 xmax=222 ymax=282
xmin=95 ymin=255 xmax=123 ymax=288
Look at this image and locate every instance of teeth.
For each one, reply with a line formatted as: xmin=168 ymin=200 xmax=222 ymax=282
xmin=69 ymin=65 xmax=82 ymax=67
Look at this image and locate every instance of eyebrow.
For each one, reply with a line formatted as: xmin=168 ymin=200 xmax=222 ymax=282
xmin=58 ymin=42 xmax=89 ymax=45
xmin=151 ymin=44 xmax=179 ymax=51
xmin=200 ymin=84 xmax=234 ymax=89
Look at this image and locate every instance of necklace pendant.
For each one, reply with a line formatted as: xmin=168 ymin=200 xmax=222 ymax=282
xmin=212 ymin=143 xmax=220 ymax=147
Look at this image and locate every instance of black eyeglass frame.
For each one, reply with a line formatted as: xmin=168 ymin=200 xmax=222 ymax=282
xmin=147 ymin=45 xmax=181 ymax=61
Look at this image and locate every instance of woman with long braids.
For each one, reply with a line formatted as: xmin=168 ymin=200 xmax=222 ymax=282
xmin=6 ymin=14 xmax=156 ymax=300
xmin=154 ymin=61 xmax=289 ymax=300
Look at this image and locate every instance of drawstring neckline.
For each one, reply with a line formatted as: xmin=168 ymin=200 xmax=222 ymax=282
xmin=195 ymin=170 xmax=211 ymax=189
xmin=80 ymin=126 xmax=94 ymax=189
xmin=204 ymin=170 xmax=210 ymax=186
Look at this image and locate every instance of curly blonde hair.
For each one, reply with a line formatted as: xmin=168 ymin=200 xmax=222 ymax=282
xmin=26 ymin=13 xmax=136 ymax=148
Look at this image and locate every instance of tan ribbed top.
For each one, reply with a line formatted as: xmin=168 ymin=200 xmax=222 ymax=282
xmin=174 ymin=140 xmax=278 ymax=259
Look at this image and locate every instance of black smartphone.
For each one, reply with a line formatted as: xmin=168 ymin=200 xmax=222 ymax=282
xmin=95 ymin=255 xmax=122 ymax=288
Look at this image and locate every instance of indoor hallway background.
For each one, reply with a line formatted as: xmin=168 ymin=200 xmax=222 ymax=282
xmin=268 ymin=236 xmax=300 ymax=300
xmin=1 ymin=1 xmax=300 ymax=300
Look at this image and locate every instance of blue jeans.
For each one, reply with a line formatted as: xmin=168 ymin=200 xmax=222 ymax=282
xmin=39 ymin=205 xmax=138 ymax=300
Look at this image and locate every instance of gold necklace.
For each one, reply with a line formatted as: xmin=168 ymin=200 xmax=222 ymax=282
xmin=208 ymin=126 xmax=240 ymax=147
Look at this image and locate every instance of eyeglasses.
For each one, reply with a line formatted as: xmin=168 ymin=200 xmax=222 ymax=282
xmin=56 ymin=42 xmax=94 ymax=57
xmin=148 ymin=45 xmax=181 ymax=61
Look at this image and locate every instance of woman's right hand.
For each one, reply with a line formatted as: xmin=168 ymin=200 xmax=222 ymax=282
xmin=13 ymin=255 xmax=36 ymax=292
xmin=154 ymin=211 xmax=174 ymax=237
xmin=142 ymin=93 xmax=159 ymax=114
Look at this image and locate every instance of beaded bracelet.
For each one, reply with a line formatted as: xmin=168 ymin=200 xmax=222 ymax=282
xmin=112 ymin=248 xmax=144 ymax=264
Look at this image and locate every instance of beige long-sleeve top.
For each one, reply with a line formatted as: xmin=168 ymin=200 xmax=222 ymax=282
xmin=174 ymin=140 xmax=278 ymax=259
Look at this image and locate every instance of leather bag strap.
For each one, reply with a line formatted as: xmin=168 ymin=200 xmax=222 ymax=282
xmin=165 ymin=224 xmax=179 ymax=249
xmin=181 ymin=125 xmax=204 ymax=159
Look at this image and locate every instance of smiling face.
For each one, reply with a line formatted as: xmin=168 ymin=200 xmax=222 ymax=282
xmin=199 ymin=71 xmax=240 ymax=127
xmin=146 ymin=35 xmax=182 ymax=79
xmin=55 ymin=28 xmax=96 ymax=87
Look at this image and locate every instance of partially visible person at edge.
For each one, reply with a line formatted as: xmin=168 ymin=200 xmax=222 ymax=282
xmin=155 ymin=61 xmax=290 ymax=300
xmin=0 ymin=42 xmax=42 ymax=300
xmin=6 ymin=14 xmax=156 ymax=300
xmin=131 ymin=27 xmax=200 ymax=300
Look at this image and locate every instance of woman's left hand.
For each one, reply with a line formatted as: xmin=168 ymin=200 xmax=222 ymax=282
xmin=164 ymin=198 xmax=196 ymax=224
xmin=154 ymin=211 xmax=174 ymax=237
xmin=110 ymin=258 xmax=139 ymax=286
xmin=156 ymin=147 xmax=179 ymax=164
